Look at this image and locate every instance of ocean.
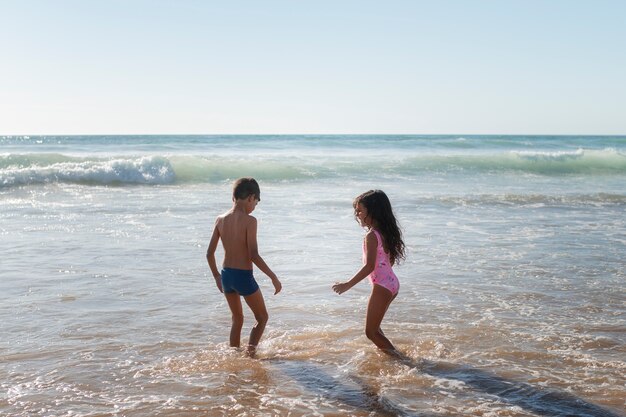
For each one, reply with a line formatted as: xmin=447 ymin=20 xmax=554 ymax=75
xmin=1 ymin=135 xmax=624 ymax=416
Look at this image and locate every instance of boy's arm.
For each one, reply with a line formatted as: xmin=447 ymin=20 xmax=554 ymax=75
xmin=332 ymin=231 xmax=377 ymax=294
xmin=206 ymin=219 xmax=223 ymax=292
xmin=247 ymin=217 xmax=281 ymax=294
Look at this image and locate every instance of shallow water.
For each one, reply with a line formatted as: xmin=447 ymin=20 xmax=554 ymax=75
xmin=1 ymin=135 xmax=625 ymax=416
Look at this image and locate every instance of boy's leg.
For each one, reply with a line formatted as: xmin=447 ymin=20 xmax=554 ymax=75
xmin=243 ymin=289 xmax=269 ymax=353
xmin=224 ymin=292 xmax=244 ymax=348
xmin=365 ymin=285 xmax=396 ymax=352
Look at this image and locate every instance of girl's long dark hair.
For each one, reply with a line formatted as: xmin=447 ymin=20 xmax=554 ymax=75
xmin=353 ymin=190 xmax=406 ymax=265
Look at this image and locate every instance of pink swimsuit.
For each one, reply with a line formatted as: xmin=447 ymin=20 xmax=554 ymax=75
xmin=363 ymin=229 xmax=400 ymax=295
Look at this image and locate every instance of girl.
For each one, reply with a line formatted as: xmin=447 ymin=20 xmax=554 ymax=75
xmin=332 ymin=190 xmax=406 ymax=354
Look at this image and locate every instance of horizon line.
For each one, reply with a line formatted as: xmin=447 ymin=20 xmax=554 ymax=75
xmin=2 ymin=133 xmax=626 ymax=137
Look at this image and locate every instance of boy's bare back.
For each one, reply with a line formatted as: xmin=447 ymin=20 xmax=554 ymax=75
xmin=215 ymin=209 xmax=257 ymax=270
xmin=207 ymin=177 xmax=280 ymax=297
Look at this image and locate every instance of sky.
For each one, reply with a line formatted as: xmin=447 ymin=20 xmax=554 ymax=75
xmin=1 ymin=0 xmax=625 ymax=135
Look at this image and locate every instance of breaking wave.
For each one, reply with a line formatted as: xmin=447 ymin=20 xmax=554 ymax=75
xmin=0 ymin=155 xmax=176 ymax=187
xmin=1 ymin=148 xmax=625 ymax=187
xmin=398 ymin=148 xmax=626 ymax=175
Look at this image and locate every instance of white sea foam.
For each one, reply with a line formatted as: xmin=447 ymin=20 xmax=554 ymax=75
xmin=512 ymin=148 xmax=586 ymax=159
xmin=0 ymin=156 xmax=175 ymax=187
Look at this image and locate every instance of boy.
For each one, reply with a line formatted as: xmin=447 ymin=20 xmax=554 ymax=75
xmin=206 ymin=178 xmax=282 ymax=356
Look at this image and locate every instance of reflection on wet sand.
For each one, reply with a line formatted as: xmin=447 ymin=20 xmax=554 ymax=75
xmin=397 ymin=355 xmax=623 ymax=417
xmin=269 ymin=357 xmax=623 ymax=417
xmin=270 ymin=359 xmax=423 ymax=417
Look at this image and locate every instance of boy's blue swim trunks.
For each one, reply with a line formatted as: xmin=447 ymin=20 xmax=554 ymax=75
xmin=221 ymin=268 xmax=259 ymax=296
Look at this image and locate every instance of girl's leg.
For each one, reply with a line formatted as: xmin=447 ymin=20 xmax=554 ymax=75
xmin=243 ymin=289 xmax=269 ymax=355
xmin=224 ymin=292 xmax=244 ymax=348
xmin=379 ymin=291 xmax=398 ymax=336
xmin=365 ymin=285 xmax=397 ymax=352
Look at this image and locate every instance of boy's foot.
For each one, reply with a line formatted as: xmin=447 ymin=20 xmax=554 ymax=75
xmin=246 ymin=345 xmax=257 ymax=358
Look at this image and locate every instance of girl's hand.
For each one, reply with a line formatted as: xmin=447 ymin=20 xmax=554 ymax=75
xmin=272 ymin=277 xmax=282 ymax=295
xmin=332 ymin=282 xmax=350 ymax=295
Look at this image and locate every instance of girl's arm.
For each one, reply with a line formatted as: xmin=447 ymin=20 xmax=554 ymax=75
xmin=332 ymin=231 xmax=377 ymax=294
xmin=247 ymin=217 xmax=282 ymax=295
xmin=206 ymin=218 xmax=223 ymax=292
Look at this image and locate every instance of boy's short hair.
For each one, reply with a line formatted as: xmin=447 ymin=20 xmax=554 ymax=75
xmin=233 ymin=177 xmax=261 ymax=201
